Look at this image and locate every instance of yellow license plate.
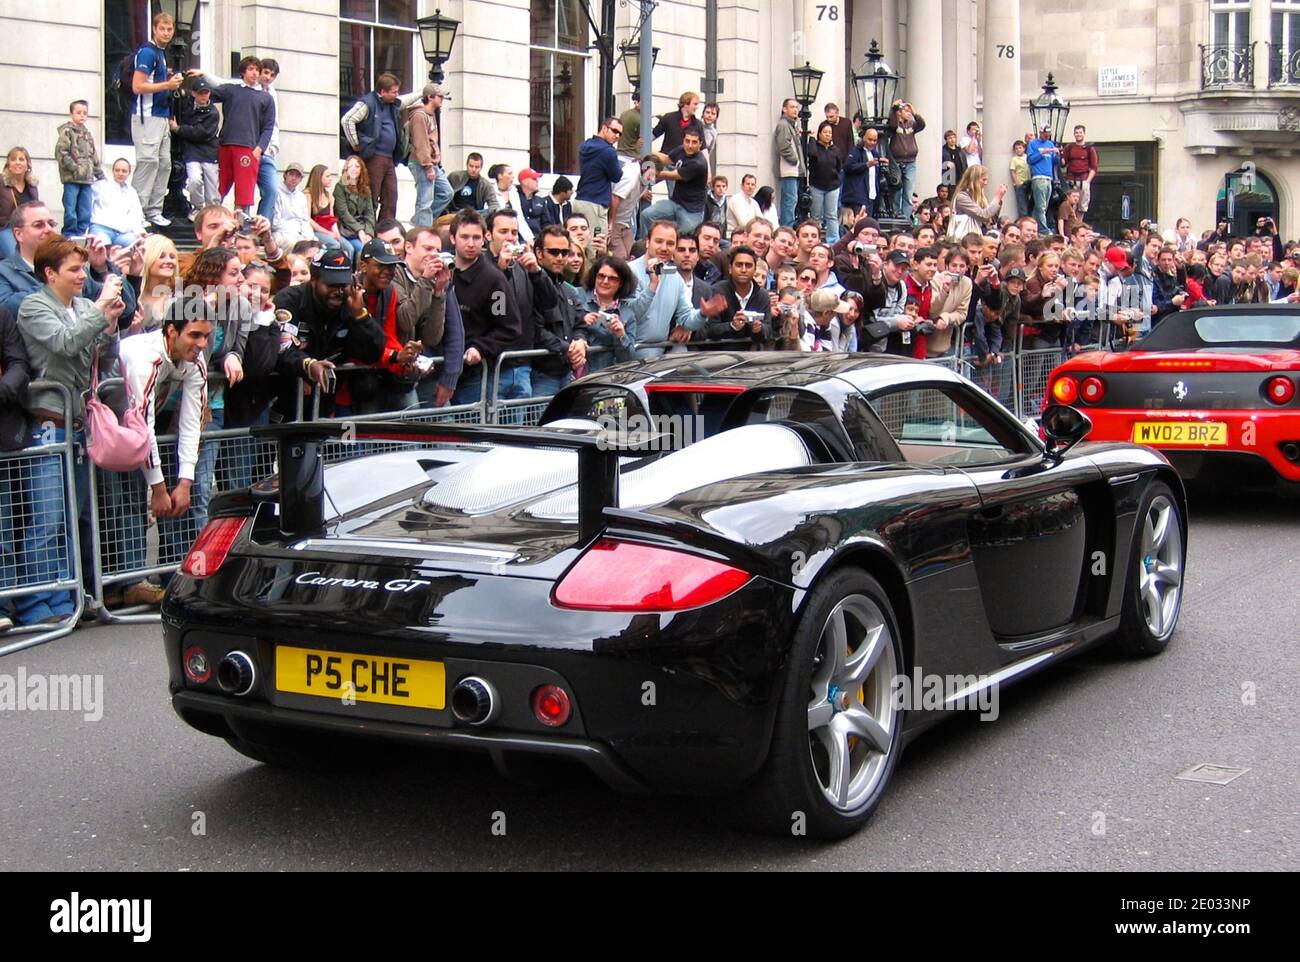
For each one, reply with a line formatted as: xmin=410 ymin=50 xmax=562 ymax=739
xmin=275 ymin=645 xmax=445 ymax=710
xmin=1132 ymin=421 xmax=1228 ymax=446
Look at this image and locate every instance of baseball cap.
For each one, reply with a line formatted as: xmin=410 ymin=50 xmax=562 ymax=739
xmin=519 ymin=168 xmax=541 ymax=184
xmin=1039 ymin=122 xmax=1053 ymax=132
xmin=190 ymin=76 xmax=212 ymax=93
xmin=808 ymin=290 xmax=851 ymax=313
xmin=423 ymin=82 xmax=452 ymax=100
xmin=1105 ymin=246 xmax=1131 ymax=269
xmin=284 ymin=162 xmax=305 ymax=176
xmin=885 ymin=250 xmax=911 ymax=266
xmin=312 ymin=248 xmax=354 ymax=284
xmin=360 ymin=239 xmax=402 ymax=265
xmin=1004 ymin=267 xmax=1027 ymax=283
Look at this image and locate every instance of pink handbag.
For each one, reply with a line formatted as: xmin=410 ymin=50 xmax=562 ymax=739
xmin=85 ymin=351 xmax=152 ymax=472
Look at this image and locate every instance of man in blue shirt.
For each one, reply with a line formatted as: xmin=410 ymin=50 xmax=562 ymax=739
xmin=1026 ymin=123 xmax=1061 ymax=236
xmin=573 ymin=117 xmax=625 ymax=238
xmin=131 ymin=12 xmax=185 ymax=227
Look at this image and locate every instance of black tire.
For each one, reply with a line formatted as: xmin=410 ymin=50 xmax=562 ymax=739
xmin=737 ymin=567 xmax=906 ymax=839
xmin=1112 ymin=480 xmax=1185 ymax=657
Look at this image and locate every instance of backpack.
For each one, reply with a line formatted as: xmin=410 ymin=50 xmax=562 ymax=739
xmin=115 ymin=52 xmax=138 ymax=120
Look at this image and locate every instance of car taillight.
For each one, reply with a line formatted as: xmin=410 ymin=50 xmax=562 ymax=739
xmin=552 ymin=538 xmax=751 ymax=612
xmin=181 ymin=517 xmax=249 ymax=578
xmin=532 ymin=685 xmax=572 ymax=727
xmin=1050 ymin=376 xmax=1079 ymax=405
xmin=1265 ymin=375 xmax=1296 ymax=405
xmin=1080 ymin=376 xmax=1106 ymax=404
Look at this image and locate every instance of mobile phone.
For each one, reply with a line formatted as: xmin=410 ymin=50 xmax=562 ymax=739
xmin=593 ymin=227 xmax=603 ymax=236
xmin=413 ymin=355 xmax=435 ymax=374
xmin=322 ymin=367 xmax=337 ymax=393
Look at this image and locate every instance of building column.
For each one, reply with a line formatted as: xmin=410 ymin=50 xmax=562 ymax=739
xmin=799 ymin=0 xmax=846 ymax=115
xmin=980 ymin=0 xmax=1022 ymax=217
xmin=905 ymin=0 xmax=943 ymax=198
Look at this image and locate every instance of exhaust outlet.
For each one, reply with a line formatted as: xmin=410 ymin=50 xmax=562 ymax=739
xmin=217 ymin=651 xmax=257 ymax=697
xmin=451 ymin=676 xmax=499 ymax=726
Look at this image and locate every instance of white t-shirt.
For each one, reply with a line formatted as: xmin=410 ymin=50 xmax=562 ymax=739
xmin=612 ymin=156 xmax=642 ymax=228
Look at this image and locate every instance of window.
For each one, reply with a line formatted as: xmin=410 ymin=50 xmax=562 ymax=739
xmin=529 ymin=1 xmax=590 ymax=174
xmin=1211 ymin=0 xmax=1252 ymax=48
xmin=340 ymin=0 xmax=418 ymax=158
xmin=1272 ymin=1 xmax=1300 ymax=83
xmin=867 ymin=387 xmax=1020 ymax=466
xmin=104 ymin=1 xmax=202 ymax=146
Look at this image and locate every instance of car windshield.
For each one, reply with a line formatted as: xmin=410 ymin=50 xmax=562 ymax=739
xmin=1133 ymin=311 xmax=1300 ymax=351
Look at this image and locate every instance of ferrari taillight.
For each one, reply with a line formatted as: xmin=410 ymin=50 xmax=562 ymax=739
xmin=181 ymin=517 xmax=249 ymax=578
xmin=552 ymin=539 xmax=751 ymax=612
xmin=1265 ymin=376 xmax=1296 ymax=405
xmin=1080 ymin=376 xmax=1106 ymax=404
xmin=1050 ymin=376 xmax=1079 ymax=405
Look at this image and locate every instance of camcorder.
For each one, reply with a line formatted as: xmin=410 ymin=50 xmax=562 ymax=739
xmin=851 ymin=242 xmax=878 ymax=255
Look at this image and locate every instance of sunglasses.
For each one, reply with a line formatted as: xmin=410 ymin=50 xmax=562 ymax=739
xmin=595 ymin=272 xmax=621 ymax=282
xmin=542 ymin=247 xmax=569 ymax=256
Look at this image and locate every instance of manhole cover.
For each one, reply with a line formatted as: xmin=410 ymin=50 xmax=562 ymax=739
xmin=1175 ymin=763 xmax=1250 ymax=785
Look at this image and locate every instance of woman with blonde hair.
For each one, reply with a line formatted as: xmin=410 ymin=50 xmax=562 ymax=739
xmin=134 ymin=233 xmax=181 ymax=334
xmin=947 ymin=163 xmax=1006 ymax=239
xmin=1 ymin=146 xmax=39 ymax=258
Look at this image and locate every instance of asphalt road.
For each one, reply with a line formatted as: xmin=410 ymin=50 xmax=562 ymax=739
xmin=2 ymin=489 xmax=1296 ymax=871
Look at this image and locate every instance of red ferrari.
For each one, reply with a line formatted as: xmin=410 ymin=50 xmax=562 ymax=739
xmin=1045 ymin=306 xmax=1300 ymax=491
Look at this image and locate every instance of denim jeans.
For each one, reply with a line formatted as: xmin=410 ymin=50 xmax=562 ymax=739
xmin=641 ymin=198 xmax=704 ymax=234
xmin=779 ymin=177 xmax=800 ymax=227
xmin=451 ymin=366 xmax=489 ymax=408
xmin=158 ymin=408 xmax=222 ymax=569
xmin=494 ymin=363 xmax=532 ymax=425
xmin=257 ymin=154 xmax=279 ymax=221
xmin=14 ymin=427 xmax=92 ymax=625
xmin=221 ymin=407 xmax=271 ymax=493
xmin=1031 ymin=176 xmax=1053 ymax=234
xmin=409 ymin=162 xmax=453 ymax=226
xmin=90 ymin=225 xmax=140 ymax=248
xmin=342 ymin=236 xmax=364 ymax=259
xmin=313 ymin=229 xmax=344 ymax=250
xmin=1014 ymin=183 xmax=1032 ymax=221
xmin=809 ymin=186 xmax=841 ymax=243
xmin=897 ymin=161 xmax=918 ymax=217
xmin=61 ymin=182 xmax=94 ymax=235
xmin=530 ymin=369 xmax=570 ymax=400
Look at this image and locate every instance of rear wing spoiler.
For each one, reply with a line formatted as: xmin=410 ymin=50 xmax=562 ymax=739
xmin=251 ymin=421 xmax=665 ymax=542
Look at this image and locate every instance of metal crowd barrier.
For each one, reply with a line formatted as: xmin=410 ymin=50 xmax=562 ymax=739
xmin=0 ymin=382 xmax=86 ymax=656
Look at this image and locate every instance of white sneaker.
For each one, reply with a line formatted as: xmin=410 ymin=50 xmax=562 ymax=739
xmin=149 ymin=214 xmax=171 ymax=227
xmin=0 ymin=614 xmax=13 ymax=633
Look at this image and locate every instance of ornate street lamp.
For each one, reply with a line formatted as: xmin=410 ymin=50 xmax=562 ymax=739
xmin=620 ymin=39 xmax=659 ymax=97
xmin=417 ymin=8 xmax=460 ymax=83
xmin=790 ymin=61 xmax=824 ymax=220
xmin=1028 ymin=73 xmax=1072 ymax=145
xmin=156 ymin=0 xmax=199 ymax=71
xmin=851 ymin=39 xmax=901 ymax=133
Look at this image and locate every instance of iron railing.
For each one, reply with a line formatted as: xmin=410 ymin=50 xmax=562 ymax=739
xmin=1201 ymin=42 xmax=1256 ymax=89
xmin=1268 ymin=43 xmax=1300 ymax=87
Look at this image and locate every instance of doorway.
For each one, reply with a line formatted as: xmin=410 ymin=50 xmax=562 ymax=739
xmin=1216 ymin=166 xmax=1280 ymax=237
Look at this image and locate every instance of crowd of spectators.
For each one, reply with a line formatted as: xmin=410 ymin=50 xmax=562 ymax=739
xmin=2 ymin=8 xmax=1299 ymax=632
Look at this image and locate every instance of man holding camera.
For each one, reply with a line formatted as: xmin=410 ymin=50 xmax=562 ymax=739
xmin=484 ymin=208 xmax=561 ymax=408
xmin=181 ymin=204 xmax=288 ymax=290
xmin=625 ymin=220 xmax=729 ymax=359
xmin=703 ymin=244 xmax=773 ymax=348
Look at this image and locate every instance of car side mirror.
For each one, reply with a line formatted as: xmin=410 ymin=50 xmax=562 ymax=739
xmin=1041 ymin=404 xmax=1092 ymax=462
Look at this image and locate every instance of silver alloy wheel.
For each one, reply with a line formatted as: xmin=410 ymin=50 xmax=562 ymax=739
xmin=1138 ymin=494 xmax=1183 ymax=641
xmin=806 ymin=594 xmax=899 ymax=812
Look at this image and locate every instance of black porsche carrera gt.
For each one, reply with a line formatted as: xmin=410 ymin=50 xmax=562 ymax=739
xmin=163 ymin=353 xmax=1187 ymax=838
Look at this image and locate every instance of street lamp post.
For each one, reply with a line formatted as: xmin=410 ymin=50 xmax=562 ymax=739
xmin=850 ymin=39 xmax=907 ymax=226
xmin=157 ymin=0 xmax=199 ymax=72
xmin=619 ymin=38 xmax=659 ymax=101
xmin=1028 ymin=73 xmax=1071 ymax=145
xmin=416 ymin=8 xmax=461 ymax=84
xmin=790 ymin=61 xmax=824 ymax=222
